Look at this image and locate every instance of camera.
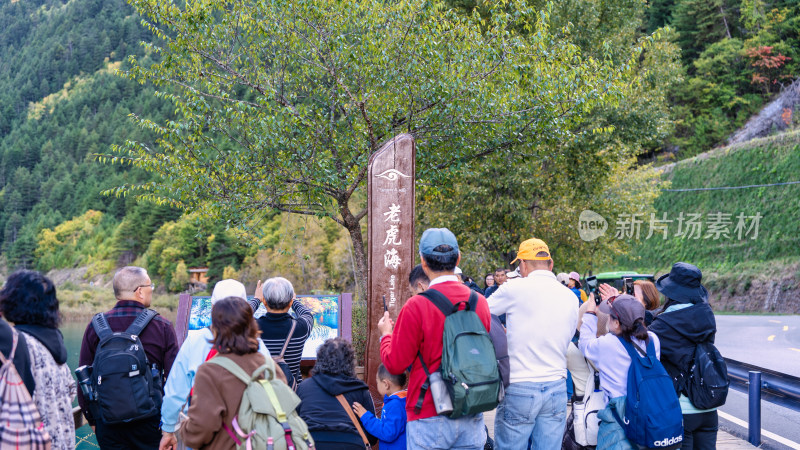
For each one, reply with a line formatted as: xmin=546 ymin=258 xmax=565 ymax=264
xmin=585 ymin=276 xmax=602 ymax=305
xmin=623 ymin=277 xmax=634 ymax=295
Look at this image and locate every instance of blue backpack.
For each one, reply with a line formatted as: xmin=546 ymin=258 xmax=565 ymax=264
xmin=610 ymin=336 xmax=683 ymax=448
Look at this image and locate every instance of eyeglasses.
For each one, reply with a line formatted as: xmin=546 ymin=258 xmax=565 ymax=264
xmin=135 ymin=283 xmax=155 ymax=292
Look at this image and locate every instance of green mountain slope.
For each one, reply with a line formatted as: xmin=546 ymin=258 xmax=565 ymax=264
xmin=632 ymin=132 xmax=800 ymax=269
xmin=611 ymin=132 xmax=800 ymax=312
xmin=0 ymin=0 xmax=176 ymax=268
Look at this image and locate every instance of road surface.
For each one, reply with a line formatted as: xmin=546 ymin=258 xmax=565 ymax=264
xmin=714 ymin=315 xmax=800 ymax=449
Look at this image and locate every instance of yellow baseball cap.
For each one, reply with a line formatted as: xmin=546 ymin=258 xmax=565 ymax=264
xmin=511 ymin=238 xmax=551 ymax=263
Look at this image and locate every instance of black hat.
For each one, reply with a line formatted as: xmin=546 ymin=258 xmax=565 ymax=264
xmin=656 ymin=262 xmax=708 ymax=304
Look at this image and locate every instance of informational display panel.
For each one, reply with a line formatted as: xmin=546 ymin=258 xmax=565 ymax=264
xmin=176 ymin=293 xmax=353 ymax=359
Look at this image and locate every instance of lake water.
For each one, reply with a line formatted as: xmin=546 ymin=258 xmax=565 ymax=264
xmin=61 ymin=320 xmax=86 ymax=376
xmin=60 ymin=320 xmax=97 ymax=448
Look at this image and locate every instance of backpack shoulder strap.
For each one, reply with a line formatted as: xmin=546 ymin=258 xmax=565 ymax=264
xmin=335 ymin=394 xmax=371 ymax=449
xmin=609 ymin=401 xmax=626 ymax=430
xmin=91 ymin=312 xmax=114 ymax=341
xmin=0 ymin=328 xmax=19 ymax=364
xmin=126 ymin=309 xmax=159 ymax=336
xmin=466 ymin=290 xmax=479 ymax=312
xmin=616 ymin=335 xmax=655 ymax=368
xmin=414 ymin=351 xmax=433 ymax=414
xmin=207 ymin=356 xmax=271 ymax=384
xmin=616 ymin=335 xmax=641 ymax=359
xmin=419 ymin=289 xmax=456 ymax=317
xmin=279 ymin=320 xmax=297 ymax=358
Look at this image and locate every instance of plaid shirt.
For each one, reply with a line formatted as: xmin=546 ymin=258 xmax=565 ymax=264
xmin=77 ymin=300 xmax=179 ymax=425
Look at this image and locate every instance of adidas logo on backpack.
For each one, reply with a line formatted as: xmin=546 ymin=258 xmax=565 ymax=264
xmin=653 ymin=436 xmax=683 ymax=447
xmin=610 ymin=336 xmax=684 ymax=449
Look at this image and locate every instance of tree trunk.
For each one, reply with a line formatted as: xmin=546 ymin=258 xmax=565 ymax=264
xmin=340 ymin=205 xmax=368 ymax=304
xmin=720 ymin=6 xmax=732 ymax=39
xmin=341 ymin=203 xmax=369 ymax=366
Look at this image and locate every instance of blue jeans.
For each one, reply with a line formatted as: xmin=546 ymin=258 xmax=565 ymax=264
xmin=406 ymin=413 xmax=486 ymax=450
xmin=494 ymin=379 xmax=567 ymax=450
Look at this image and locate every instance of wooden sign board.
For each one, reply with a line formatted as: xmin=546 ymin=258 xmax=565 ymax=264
xmin=366 ymin=134 xmax=416 ymax=398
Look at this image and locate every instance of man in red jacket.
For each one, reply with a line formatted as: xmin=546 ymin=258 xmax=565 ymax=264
xmin=378 ymin=228 xmax=492 ymax=450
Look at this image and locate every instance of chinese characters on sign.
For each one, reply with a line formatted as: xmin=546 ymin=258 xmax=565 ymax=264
xmin=382 ymin=204 xmax=404 ymax=304
xmin=613 ymin=212 xmax=762 ymax=240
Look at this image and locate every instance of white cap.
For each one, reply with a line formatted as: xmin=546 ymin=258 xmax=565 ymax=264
xmin=454 ymin=267 xmax=463 ymax=275
xmin=210 ymin=279 xmax=247 ymax=304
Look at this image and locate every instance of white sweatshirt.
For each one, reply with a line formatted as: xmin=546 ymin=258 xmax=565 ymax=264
xmin=488 ymin=270 xmax=579 ymax=383
xmin=579 ymin=314 xmax=660 ymax=399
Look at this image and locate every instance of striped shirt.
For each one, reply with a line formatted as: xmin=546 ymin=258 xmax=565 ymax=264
xmin=256 ymin=299 xmax=313 ymax=383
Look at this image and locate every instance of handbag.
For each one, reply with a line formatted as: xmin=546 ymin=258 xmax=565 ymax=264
xmin=572 ymin=348 xmax=604 ymax=447
xmin=174 ymin=397 xmax=190 ymax=450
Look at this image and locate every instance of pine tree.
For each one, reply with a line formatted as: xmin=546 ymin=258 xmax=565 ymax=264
xmin=647 ymin=0 xmax=676 ymax=32
xmin=672 ymin=0 xmax=739 ymax=64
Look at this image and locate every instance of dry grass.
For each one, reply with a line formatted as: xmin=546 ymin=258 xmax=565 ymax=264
xmin=58 ymin=285 xmax=179 ymax=322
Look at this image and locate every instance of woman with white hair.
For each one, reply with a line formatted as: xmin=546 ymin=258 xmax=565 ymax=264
xmin=159 ymin=279 xmax=274 ymax=450
xmin=255 ymin=277 xmax=314 ymax=388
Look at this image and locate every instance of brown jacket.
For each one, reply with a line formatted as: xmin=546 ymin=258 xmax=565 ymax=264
xmin=180 ymin=352 xmax=269 ymax=450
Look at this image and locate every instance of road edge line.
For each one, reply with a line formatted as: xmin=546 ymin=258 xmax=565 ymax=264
xmin=718 ymin=410 xmax=800 ymax=448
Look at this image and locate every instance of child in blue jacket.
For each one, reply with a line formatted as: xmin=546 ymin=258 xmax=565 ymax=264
xmin=352 ymin=364 xmax=407 ymax=450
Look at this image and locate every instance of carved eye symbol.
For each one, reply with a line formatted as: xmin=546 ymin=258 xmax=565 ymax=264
xmin=376 ymin=169 xmax=411 ymax=181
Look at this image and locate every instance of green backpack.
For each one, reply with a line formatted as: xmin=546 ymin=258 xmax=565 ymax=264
xmin=207 ymin=356 xmax=314 ymax=450
xmin=417 ymin=289 xmax=502 ymax=419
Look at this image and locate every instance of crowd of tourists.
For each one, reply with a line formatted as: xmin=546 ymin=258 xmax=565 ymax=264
xmin=0 ymin=227 xmax=725 ymax=450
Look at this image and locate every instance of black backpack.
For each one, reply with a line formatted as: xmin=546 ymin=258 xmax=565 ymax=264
xmin=89 ymin=309 xmax=163 ymax=424
xmin=686 ymin=341 xmax=729 ymax=409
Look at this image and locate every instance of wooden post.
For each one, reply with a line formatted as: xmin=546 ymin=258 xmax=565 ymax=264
xmin=366 ymin=134 xmax=416 ymax=400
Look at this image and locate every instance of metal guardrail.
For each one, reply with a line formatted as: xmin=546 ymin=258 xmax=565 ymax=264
xmin=724 ymin=357 xmax=800 ymax=446
xmin=725 ymin=357 xmax=800 ymax=411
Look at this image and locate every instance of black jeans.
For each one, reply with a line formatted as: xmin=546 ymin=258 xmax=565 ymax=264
xmin=95 ymin=415 xmax=161 ymax=450
xmin=681 ymin=410 xmax=718 ymax=450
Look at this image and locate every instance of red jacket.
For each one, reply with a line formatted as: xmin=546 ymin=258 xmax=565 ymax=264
xmin=380 ymin=281 xmax=491 ymax=421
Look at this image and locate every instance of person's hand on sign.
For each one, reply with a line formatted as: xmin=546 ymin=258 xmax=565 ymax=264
xmin=378 ymin=311 xmax=394 ymax=338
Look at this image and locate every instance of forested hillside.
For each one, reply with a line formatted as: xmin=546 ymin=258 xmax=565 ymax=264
xmin=0 ymin=0 xmax=169 ymax=266
xmin=648 ymin=0 xmax=799 ymax=157
xmin=616 ymin=132 xmax=800 ymax=312
xmin=0 ymin=0 xmax=798 ymax=296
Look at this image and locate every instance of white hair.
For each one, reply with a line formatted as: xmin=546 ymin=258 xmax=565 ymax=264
xmin=262 ymin=277 xmax=294 ymax=310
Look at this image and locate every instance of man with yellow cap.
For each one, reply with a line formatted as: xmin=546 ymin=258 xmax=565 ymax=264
xmin=487 ymin=238 xmax=579 ymax=450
